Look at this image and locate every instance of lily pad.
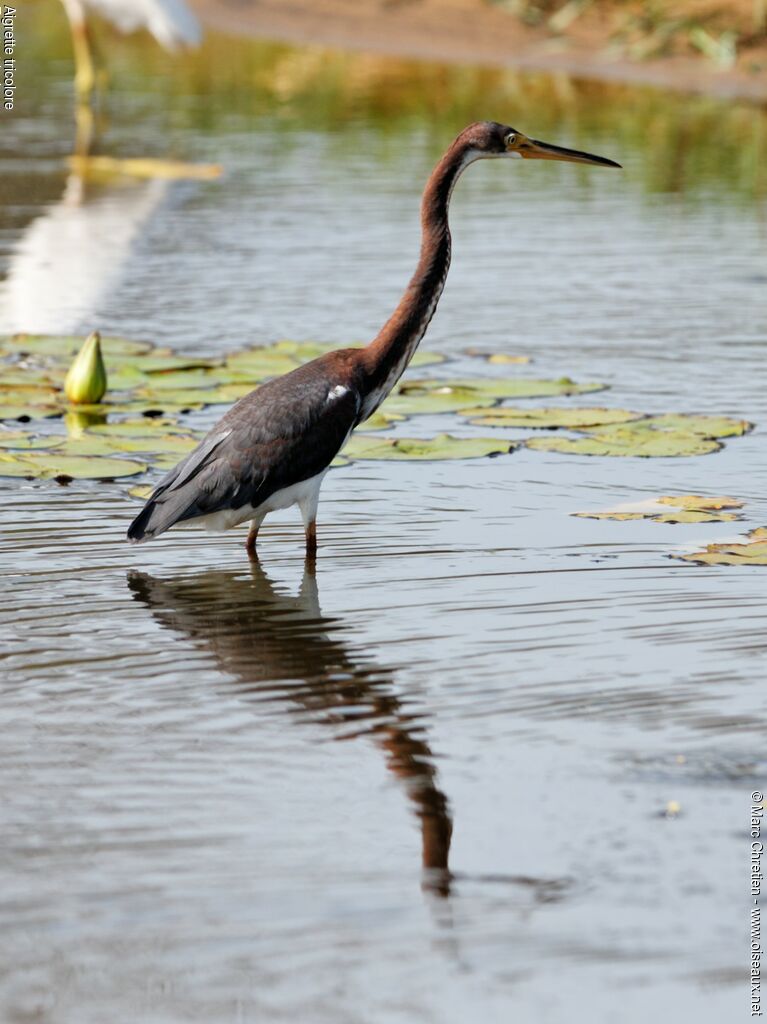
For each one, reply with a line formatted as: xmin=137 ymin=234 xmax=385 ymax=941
xmin=382 ymin=377 xmax=605 ymax=418
xmin=673 ymin=527 xmax=767 ymax=566
xmin=527 ymin=431 xmax=722 ymax=458
xmin=574 ymin=494 xmax=745 ymax=524
xmin=1 ymin=334 xmax=152 ymax=357
xmin=356 ymin=410 xmax=407 ymax=432
xmin=128 ymin=484 xmax=155 ymax=500
xmin=60 ymin=434 xmax=199 ymax=457
xmin=464 ymin=349 xmax=531 ymax=365
xmin=640 ymin=414 xmax=752 ymax=438
xmin=84 ymin=417 xmax=182 ymax=437
xmin=0 ymin=431 xmax=65 ymax=450
xmin=0 ymin=452 xmax=147 ymax=479
xmin=0 ymin=404 xmax=62 ymax=421
xmin=461 ymin=406 xmax=642 ymax=429
xmin=658 ymin=494 xmax=744 ymax=511
xmin=343 ymin=433 xmax=517 ymax=461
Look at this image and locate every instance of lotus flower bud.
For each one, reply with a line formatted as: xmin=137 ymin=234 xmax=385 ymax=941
xmin=64 ymin=331 xmax=107 ymax=405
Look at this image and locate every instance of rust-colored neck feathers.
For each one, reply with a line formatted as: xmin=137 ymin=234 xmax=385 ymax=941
xmin=360 ymin=138 xmax=478 ymax=411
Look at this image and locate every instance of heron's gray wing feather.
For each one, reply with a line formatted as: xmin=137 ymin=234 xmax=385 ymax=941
xmin=128 ymin=366 xmax=360 ymax=541
xmin=150 ymin=428 xmax=233 ymax=499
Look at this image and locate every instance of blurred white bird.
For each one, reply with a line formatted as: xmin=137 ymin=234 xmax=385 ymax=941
xmin=60 ymin=0 xmax=202 ymax=99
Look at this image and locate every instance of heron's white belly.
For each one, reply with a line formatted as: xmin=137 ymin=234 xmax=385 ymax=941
xmin=193 ymin=471 xmax=327 ymax=533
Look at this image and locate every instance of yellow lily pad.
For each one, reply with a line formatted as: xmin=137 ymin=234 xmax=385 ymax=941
xmin=658 ymin=494 xmax=744 ymax=511
xmin=67 ymin=155 xmax=223 ymax=181
xmin=461 ymin=406 xmax=642 ymax=429
xmin=343 ymin=433 xmax=517 ymax=461
xmin=574 ymin=494 xmax=745 ymax=524
xmin=0 ymin=452 xmax=147 ymax=479
xmin=128 ymin=484 xmax=156 ymax=500
xmin=673 ymin=527 xmax=767 ymax=566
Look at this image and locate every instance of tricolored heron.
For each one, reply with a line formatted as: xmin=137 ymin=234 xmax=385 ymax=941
xmin=128 ymin=121 xmax=620 ymax=559
xmin=60 ymin=0 xmax=200 ymax=100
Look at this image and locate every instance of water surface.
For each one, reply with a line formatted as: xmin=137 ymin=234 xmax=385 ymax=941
xmin=1 ymin=17 xmax=765 ymax=1023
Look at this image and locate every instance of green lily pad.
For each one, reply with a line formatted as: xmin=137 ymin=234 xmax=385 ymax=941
xmin=356 ymin=410 xmax=407 ymax=432
xmin=60 ymin=434 xmax=199 ymax=457
xmin=124 ymin=391 xmax=208 ymax=412
xmin=641 ymin=414 xmax=753 ymax=438
xmin=136 ymin=355 xmax=221 ymax=373
xmin=382 ymin=377 xmax=605 ymax=418
xmin=527 ymin=431 xmax=722 ymax=457
xmin=83 ymin=417 xmax=182 ymax=437
xmin=0 ymin=452 xmax=147 ymax=479
xmin=534 ymin=413 xmax=752 ymax=458
xmin=343 ymin=433 xmax=517 ymax=461
xmin=0 ymin=404 xmax=62 ymax=421
xmin=381 ymin=386 xmax=496 ymax=417
xmin=137 ymin=369 xmax=224 ymax=391
xmin=1 ymin=334 xmax=153 ymax=357
xmin=464 ymin=349 xmax=531 ymax=365
xmin=0 ymin=431 xmax=65 ymax=450
xmin=268 ymin=339 xmax=444 ymax=368
xmin=461 ymin=406 xmax=642 ymax=429
xmin=673 ymin=527 xmax=767 ymax=566
xmin=574 ymin=494 xmax=745 ymax=523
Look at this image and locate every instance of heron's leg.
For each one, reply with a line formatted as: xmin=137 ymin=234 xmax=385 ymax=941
xmin=299 ymin=490 xmax=320 ymax=559
xmin=68 ymin=13 xmax=97 ymax=101
xmin=245 ymin=513 xmax=265 ymax=560
xmin=305 ymin=519 xmax=317 ymax=558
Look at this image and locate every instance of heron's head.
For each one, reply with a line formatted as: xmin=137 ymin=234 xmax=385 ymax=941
xmin=459 ymin=121 xmax=621 ymax=168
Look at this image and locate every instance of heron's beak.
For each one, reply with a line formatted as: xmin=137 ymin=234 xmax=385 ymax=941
xmin=515 ymin=134 xmax=621 ymax=168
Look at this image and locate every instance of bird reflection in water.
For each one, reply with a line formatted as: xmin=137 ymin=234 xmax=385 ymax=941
xmin=127 ymin=560 xmax=453 ymax=896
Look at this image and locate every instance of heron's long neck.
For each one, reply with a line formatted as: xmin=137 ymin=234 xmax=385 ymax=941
xmin=361 ymin=144 xmax=475 ymax=409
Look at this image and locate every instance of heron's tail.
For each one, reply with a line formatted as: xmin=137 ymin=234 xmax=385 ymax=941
xmin=127 ymin=500 xmax=161 ymax=543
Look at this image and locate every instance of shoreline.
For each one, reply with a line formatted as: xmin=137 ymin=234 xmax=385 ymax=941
xmin=191 ymin=0 xmax=767 ymax=104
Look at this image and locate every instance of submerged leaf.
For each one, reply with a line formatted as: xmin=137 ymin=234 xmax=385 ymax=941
xmin=343 ymin=433 xmax=517 ymax=461
xmin=673 ymin=527 xmax=767 ymax=566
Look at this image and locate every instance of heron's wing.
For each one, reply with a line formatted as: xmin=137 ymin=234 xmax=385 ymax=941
xmin=128 ymin=369 xmax=361 ymax=542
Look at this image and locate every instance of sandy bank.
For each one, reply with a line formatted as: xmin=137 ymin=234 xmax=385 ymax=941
xmin=190 ymin=0 xmax=767 ymax=103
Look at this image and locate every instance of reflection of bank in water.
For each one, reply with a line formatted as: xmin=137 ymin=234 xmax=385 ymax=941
xmin=127 ymin=560 xmax=454 ymax=896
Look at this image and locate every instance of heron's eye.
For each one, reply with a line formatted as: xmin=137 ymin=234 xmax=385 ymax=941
xmin=505 ymin=133 xmax=517 ymax=148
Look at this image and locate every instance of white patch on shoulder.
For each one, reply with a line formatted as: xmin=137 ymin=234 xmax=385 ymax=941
xmin=326 ymin=384 xmax=349 ymax=403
